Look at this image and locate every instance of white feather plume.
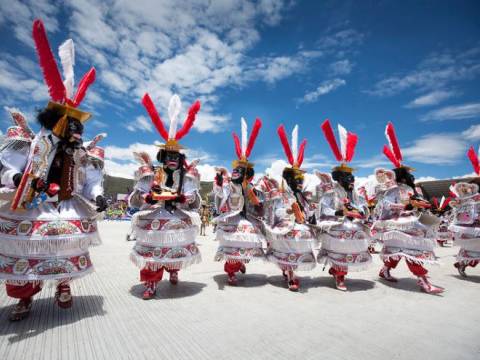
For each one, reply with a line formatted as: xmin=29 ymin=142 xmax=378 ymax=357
xmin=241 ymin=117 xmax=248 ymax=157
xmin=338 ymin=124 xmax=348 ymax=161
xmin=291 ymin=125 xmax=298 ymax=162
xmin=168 ymin=94 xmax=182 ymax=140
xmin=439 ymin=195 xmax=445 ymax=209
xmin=58 ymin=39 xmax=75 ymax=98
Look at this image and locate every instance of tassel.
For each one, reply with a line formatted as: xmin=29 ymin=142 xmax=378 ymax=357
xmin=168 ymin=94 xmax=181 ymax=140
xmin=175 ymin=100 xmax=200 ymax=140
xmin=245 ymin=118 xmax=262 ymax=158
xmin=277 ymin=125 xmax=294 ymax=166
xmin=72 ymin=67 xmax=96 ymax=107
xmin=467 ymin=146 xmax=480 ymax=175
xmin=232 ymin=132 xmax=242 ymax=159
xmin=385 ymin=122 xmax=403 ymax=162
xmin=345 ymin=132 xmax=358 ymax=162
xmin=383 ymin=145 xmax=401 ymax=168
xmin=32 ymin=19 xmax=66 ymax=103
xmin=58 ymin=39 xmax=75 ymax=99
xmin=142 ymin=93 xmax=169 ymax=141
xmin=297 ymin=139 xmax=307 ymax=167
xmin=321 ymin=119 xmax=343 ymax=161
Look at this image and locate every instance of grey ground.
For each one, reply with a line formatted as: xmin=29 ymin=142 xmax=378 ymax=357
xmin=0 ymin=221 xmax=479 ymax=360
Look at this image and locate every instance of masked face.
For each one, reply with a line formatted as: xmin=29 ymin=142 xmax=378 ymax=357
xmin=332 ymin=170 xmax=354 ymax=191
xmin=65 ymin=119 xmax=84 ymax=148
xmin=163 ymin=151 xmax=181 ymax=171
xmin=231 ymin=166 xmax=246 ymax=184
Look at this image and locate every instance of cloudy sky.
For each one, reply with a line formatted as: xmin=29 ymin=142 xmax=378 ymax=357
xmin=0 ymin=0 xmax=479 ymax=184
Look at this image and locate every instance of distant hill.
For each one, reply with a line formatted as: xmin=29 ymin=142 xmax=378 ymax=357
xmin=104 ymin=174 xmax=214 ymax=202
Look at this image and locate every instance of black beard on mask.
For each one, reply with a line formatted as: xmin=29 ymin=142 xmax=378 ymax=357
xmin=332 ymin=170 xmax=355 ymax=200
xmin=394 ymin=167 xmax=416 ymax=192
xmin=65 ymin=118 xmax=84 ymax=149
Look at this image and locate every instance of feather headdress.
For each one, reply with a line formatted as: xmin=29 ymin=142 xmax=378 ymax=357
xmin=467 ymin=145 xmax=480 ymax=176
xmin=277 ymin=124 xmax=307 ymax=172
xmin=32 ymin=19 xmax=96 ymax=126
xmin=141 ymin=93 xmax=201 ymax=152
xmin=320 ymin=119 xmax=358 ymax=173
xmin=431 ymin=195 xmax=452 ymax=212
xmin=232 ymin=117 xmax=262 ymax=168
xmin=382 ymin=122 xmax=414 ymax=171
xmin=85 ymin=133 xmax=107 ymax=161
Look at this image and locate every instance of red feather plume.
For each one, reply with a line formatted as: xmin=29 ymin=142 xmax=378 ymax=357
xmin=245 ymin=118 xmax=262 ymax=158
xmin=321 ymin=119 xmax=343 ymax=161
xmin=297 ymin=139 xmax=307 ymax=167
xmin=345 ymin=132 xmax=358 ymax=162
xmin=175 ymin=100 xmax=201 ymax=140
xmin=32 ymin=19 xmax=65 ymax=103
xmin=383 ymin=145 xmax=401 ymax=168
xmin=432 ymin=197 xmax=439 ymax=209
xmin=72 ymin=67 xmax=96 ymax=107
xmin=467 ymin=146 xmax=480 ymax=175
xmin=441 ymin=197 xmax=452 ymax=210
xmin=141 ymin=93 xmax=168 ymax=141
xmin=277 ymin=125 xmax=294 ymax=165
xmin=232 ymin=132 xmax=242 ymax=159
xmin=385 ymin=122 xmax=403 ymax=162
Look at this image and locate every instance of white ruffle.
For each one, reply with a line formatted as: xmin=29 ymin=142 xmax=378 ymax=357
xmin=215 ymin=229 xmax=265 ymax=248
xmin=320 ymin=233 xmax=370 ymax=254
xmin=214 ymin=251 xmax=265 ymax=263
xmin=132 ymin=226 xmax=199 ymax=247
xmin=129 ymin=251 xmax=202 ymax=270
xmin=0 ymin=266 xmax=94 ymax=282
xmin=448 ymin=224 xmax=480 ymax=237
xmin=317 ymin=254 xmax=372 ymax=272
xmin=380 ymin=250 xmax=438 ymax=266
xmin=0 ymin=231 xmax=101 ymax=257
xmin=267 ymin=254 xmax=317 ymax=271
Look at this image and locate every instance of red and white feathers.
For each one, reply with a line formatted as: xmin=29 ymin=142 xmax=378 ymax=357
xmin=133 ymin=151 xmax=153 ymax=167
xmin=277 ymin=124 xmax=306 ymax=168
xmin=32 ymin=19 xmax=95 ymax=107
xmin=467 ymin=145 xmax=480 ymax=176
xmin=432 ymin=196 xmax=452 ymax=211
xmin=86 ymin=133 xmax=107 ymax=151
xmin=232 ymin=117 xmax=262 ymax=160
xmin=320 ymin=119 xmax=358 ymax=163
xmin=141 ymin=93 xmax=201 ymax=142
xmin=6 ymin=107 xmax=34 ymax=138
xmin=383 ymin=122 xmax=403 ymax=168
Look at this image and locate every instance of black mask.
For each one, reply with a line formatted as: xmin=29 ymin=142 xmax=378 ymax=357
xmin=65 ymin=119 xmax=84 ymax=148
xmin=394 ymin=167 xmax=416 ymax=190
xmin=158 ymin=150 xmax=182 ymax=171
xmin=332 ymin=170 xmax=355 ymax=192
xmin=282 ymin=168 xmax=303 ymax=193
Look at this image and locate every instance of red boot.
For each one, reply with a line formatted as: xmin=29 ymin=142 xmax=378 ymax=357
xmin=9 ymin=297 xmax=33 ymax=322
xmin=227 ymin=274 xmax=238 ymax=286
xmin=55 ymin=283 xmax=72 ymax=309
xmin=334 ymin=275 xmax=347 ymax=291
xmin=417 ymin=276 xmax=444 ymax=294
xmin=379 ymin=266 xmax=398 ymax=282
xmin=142 ymin=281 xmax=156 ymax=300
xmin=239 ymin=263 xmax=246 ymax=274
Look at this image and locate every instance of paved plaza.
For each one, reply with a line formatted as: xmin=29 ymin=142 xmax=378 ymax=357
xmin=0 ymin=221 xmax=479 ymax=360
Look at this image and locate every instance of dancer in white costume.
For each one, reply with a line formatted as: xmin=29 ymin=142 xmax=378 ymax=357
xmin=430 ymin=196 xmax=454 ymax=247
xmin=316 ymin=120 xmax=371 ymax=291
xmin=262 ymin=124 xmax=316 ymax=291
xmin=213 ymin=118 xmax=265 ymax=286
xmin=372 ymin=122 xmax=443 ymax=294
xmin=449 ymin=146 xmax=480 ymax=277
xmin=129 ymin=93 xmax=202 ymax=300
xmin=0 ymin=20 xmax=104 ymax=321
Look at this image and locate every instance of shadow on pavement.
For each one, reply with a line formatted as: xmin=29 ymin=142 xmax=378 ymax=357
xmin=0 ymin=295 xmax=106 ymax=343
xmin=213 ymin=273 xmax=268 ymax=290
xmin=129 ymin=281 xmax=206 ymax=299
xmin=378 ymin=277 xmax=445 ymax=296
xmin=267 ymin=275 xmax=376 ymax=293
xmin=450 ymin=274 xmax=480 ymax=283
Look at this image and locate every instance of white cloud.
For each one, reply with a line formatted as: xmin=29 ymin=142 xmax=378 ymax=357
xmin=462 ymin=124 xmax=480 ymax=141
xmin=421 ymin=102 xmax=480 ymax=121
xmin=329 ymin=59 xmax=353 ymax=75
xmin=405 ymin=90 xmax=456 ymax=108
xmin=368 ymin=47 xmax=480 ymax=97
xmin=124 ymin=115 xmax=153 ymax=133
xmin=402 ymin=133 xmax=467 ymax=165
xmin=299 ymin=78 xmax=346 ymax=104
xmin=196 ymin=163 xmax=217 ymax=182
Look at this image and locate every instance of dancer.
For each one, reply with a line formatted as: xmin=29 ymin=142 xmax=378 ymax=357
xmin=261 ymin=124 xmax=316 ymax=291
xmin=372 ymin=122 xmax=443 ymax=294
xmin=449 ymin=146 xmax=480 ymax=277
xmin=0 ymin=20 xmax=104 ymax=321
xmin=213 ymin=118 xmax=265 ymax=286
xmin=316 ymin=120 xmax=371 ymax=291
xmin=199 ymin=203 xmax=210 ymax=236
xmin=430 ymin=196 xmax=454 ymax=247
xmin=129 ymin=93 xmax=202 ymax=299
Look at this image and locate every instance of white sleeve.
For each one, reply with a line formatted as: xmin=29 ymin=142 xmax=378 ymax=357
xmin=0 ymin=146 xmax=30 ymax=188
xmin=83 ymin=166 xmax=104 ymax=200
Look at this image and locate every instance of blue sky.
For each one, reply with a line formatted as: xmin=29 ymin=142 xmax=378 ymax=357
xmin=0 ymin=0 xmax=479 ymax=185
